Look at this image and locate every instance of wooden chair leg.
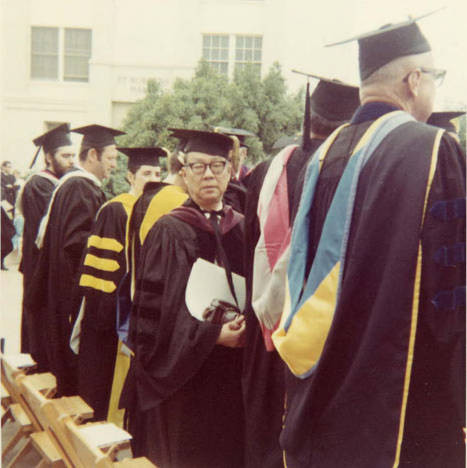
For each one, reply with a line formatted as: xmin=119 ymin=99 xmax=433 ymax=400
xmin=2 ymin=427 xmax=25 ymax=457
xmin=6 ymin=437 xmax=34 ymax=468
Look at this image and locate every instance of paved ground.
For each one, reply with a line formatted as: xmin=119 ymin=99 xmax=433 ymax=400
xmin=1 ymin=249 xmax=39 ymax=465
xmin=1 ymin=248 xmax=22 ymax=354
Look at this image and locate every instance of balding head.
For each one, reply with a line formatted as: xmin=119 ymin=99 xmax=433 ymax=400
xmin=360 ymin=52 xmax=437 ymax=122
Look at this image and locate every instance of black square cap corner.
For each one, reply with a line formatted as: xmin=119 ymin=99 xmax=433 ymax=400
xmin=427 ymin=111 xmax=466 ymax=132
xmin=325 ymin=9 xmax=442 ymax=80
xmin=33 ymin=123 xmax=72 ymax=153
xmin=168 ymin=128 xmax=234 ymax=159
xmin=118 ymin=147 xmax=167 ymax=167
xmin=72 ymin=124 xmax=126 ymax=148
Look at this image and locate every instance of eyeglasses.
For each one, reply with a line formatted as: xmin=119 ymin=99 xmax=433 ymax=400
xmin=403 ymin=67 xmax=446 ymax=88
xmin=185 ymin=160 xmax=228 ymax=175
xmin=420 ymin=67 xmax=446 ymax=87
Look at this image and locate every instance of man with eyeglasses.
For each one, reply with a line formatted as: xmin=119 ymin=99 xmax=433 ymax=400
xmin=121 ymin=129 xmax=245 ymax=468
xmin=271 ymin=16 xmax=465 ymax=468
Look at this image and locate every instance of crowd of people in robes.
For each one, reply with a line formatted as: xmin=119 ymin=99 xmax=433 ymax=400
xmin=10 ymin=12 xmax=466 ymax=468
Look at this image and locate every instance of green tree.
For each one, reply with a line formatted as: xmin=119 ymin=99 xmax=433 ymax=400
xmin=104 ymin=60 xmax=304 ymax=196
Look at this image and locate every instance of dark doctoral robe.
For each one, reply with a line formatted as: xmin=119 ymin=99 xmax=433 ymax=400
xmin=224 ymin=179 xmax=247 ymax=213
xmin=241 ymin=139 xmax=323 ymax=468
xmin=77 ymin=193 xmax=135 ymax=421
xmin=18 ymin=171 xmax=58 ymax=353
xmin=105 ymin=182 xmax=188 ymax=427
xmin=128 ymin=182 xmax=189 ymax=279
xmin=122 ymin=199 xmax=245 ymax=468
xmin=1 ymin=206 xmax=15 ymax=264
xmin=27 ymin=169 xmax=106 ymax=395
xmin=281 ymin=103 xmax=466 ymax=468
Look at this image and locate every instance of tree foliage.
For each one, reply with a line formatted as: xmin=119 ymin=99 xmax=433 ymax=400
xmin=104 ymin=61 xmax=304 ymax=196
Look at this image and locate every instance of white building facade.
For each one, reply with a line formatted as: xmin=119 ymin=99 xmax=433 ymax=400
xmin=1 ymin=0 xmax=465 ymax=170
xmin=2 ymin=0 xmax=341 ymax=170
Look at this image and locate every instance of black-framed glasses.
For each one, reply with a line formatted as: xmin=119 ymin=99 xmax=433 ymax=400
xmin=403 ymin=67 xmax=446 ymax=88
xmin=185 ymin=160 xmax=228 ymax=175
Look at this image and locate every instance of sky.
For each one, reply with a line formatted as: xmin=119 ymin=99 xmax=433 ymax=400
xmin=285 ymin=0 xmax=466 ymax=110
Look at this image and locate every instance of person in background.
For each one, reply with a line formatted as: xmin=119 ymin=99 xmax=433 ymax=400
xmin=27 ymin=124 xmax=124 ymax=395
xmin=18 ymin=123 xmax=75 ymax=353
xmin=105 ymin=147 xmax=188 ymax=427
xmin=73 ymin=146 xmax=164 ymax=422
xmin=427 ymin=110 xmax=465 ymax=144
xmin=242 ymin=75 xmax=359 ymax=468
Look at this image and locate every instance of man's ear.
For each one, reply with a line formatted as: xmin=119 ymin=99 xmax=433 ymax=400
xmin=87 ymin=147 xmax=98 ymax=163
xmin=407 ymin=69 xmax=422 ymax=97
xmin=45 ymin=152 xmax=53 ymax=166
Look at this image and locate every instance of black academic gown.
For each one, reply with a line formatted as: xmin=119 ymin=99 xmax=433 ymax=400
xmin=224 ymin=179 xmax=247 ymax=213
xmin=27 ymin=171 xmax=106 ymax=395
xmin=127 ymin=181 xmax=188 ymax=282
xmin=19 ymin=171 xmax=58 ymax=353
xmin=241 ymin=140 xmax=323 ymax=468
xmin=77 ymin=194 xmax=135 ymax=420
xmin=122 ymin=199 xmax=245 ymax=468
xmin=281 ymin=104 xmax=466 ymax=468
xmin=1 ymin=206 xmax=15 ymax=264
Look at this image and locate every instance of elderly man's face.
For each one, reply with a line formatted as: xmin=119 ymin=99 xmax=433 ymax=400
xmin=181 ymin=152 xmax=231 ymax=208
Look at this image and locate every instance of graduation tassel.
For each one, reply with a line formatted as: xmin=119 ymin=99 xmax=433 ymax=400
xmin=29 ymin=146 xmax=42 ymax=169
xmin=302 ymin=80 xmax=312 ymax=152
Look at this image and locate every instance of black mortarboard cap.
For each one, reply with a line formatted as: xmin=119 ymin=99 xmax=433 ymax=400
xmin=326 ymin=10 xmax=440 ymax=81
xmin=31 ymin=123 xmax=72 ymax=168
xmin=72 ymin=124 xmax=126 ymax=148
xmin=168 ymin=129 xmax=234 ymax=159
xmin=212 ymin=126 xmax=255 ymax=147
xmin=118 ymin=147 xmax=167 ymax=168
xmin=427 ymin=111 xmax=465 ymax=133
xmin=293 ymin=71 xmax=360 ymax=122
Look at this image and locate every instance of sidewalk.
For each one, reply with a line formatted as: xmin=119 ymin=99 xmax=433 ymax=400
xmin=0 ymin=249 xmax=22 ymax=354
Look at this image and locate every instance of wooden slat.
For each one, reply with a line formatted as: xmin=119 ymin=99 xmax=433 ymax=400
xmin=9 ymin=403 xmax=33 ymax=428
xmin=30 ymin=432 xmax=66 ymax=467
xmin=114 ymin=457 xmax=157 ymax=467
xmin=53 ymin=396 xmax=94 ymax=421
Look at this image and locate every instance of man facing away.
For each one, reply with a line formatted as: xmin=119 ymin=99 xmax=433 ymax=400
xmin=18 ymin=123 xmax=75 ymax=354
xmin=121 ymin=129 xmax=246 ymax=468
xmin=272 ymin=17 xmax=465 ymax=468
xmin=242 ymin=76 xmax=359 ymax=468
xmin=27 ymin=124 xmax=124 ymax=396
xmin=74 ymin=146 xmax=164 ymax=422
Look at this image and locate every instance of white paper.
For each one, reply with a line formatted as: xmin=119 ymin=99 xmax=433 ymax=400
xmin=185 ymin=258 xmax=246 ymax=321
xmin=79 ymin=423 xmax=132 ymax=448
xmin=7 ymin=353 xmax=36 ymax=369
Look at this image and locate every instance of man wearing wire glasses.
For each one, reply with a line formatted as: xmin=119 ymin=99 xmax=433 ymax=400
xmin=272 ymin=15 xmax=465 ymax=468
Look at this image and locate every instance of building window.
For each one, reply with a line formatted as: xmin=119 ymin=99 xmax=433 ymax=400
xmin=202 ymin=33 xmax=262 ymax=77
xmin=64 ymin=29 xmax=92 ymax=82
xmin=235 ymin=35 xmax=262 ymax=74
xmin=31 ymin=27 xmax=92 ymax=82
xmin=31 ymin=27 xmax=59 ymax=79
xmin=202 ymin=34 xmax=230 ymax=75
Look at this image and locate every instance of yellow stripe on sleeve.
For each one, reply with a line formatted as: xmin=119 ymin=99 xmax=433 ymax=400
xmin=83 ymin=253 xmax=120 ymax=272
xmin=87 ymin=235 xmax=124 ymax=252
xmin=79 ymin=274 xmax=116 ymax=293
